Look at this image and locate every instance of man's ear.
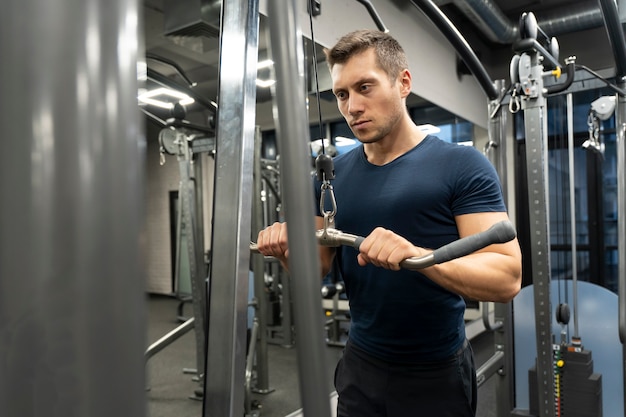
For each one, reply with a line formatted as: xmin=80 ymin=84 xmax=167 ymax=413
xmin=399 ymin=69 xmax=412 ymax=97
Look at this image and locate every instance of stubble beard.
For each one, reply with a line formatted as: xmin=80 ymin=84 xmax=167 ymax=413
xmin=352 ymin=113 xmax=400 ymax=145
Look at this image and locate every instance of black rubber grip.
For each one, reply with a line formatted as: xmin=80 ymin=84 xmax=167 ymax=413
xmin=431 ymin=221 xmax=516 ymax=265
xmin=353 ymin=236 xmax=365 ymax=250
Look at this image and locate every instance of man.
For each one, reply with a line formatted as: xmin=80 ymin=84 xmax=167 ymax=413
xmin=256 ymin=29 xmax=522 ymax=417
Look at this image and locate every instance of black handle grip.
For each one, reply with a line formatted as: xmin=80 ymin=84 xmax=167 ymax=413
xmin=353 ymin=236 xmax=365 ymax=250
xmin=431 ymin=221 xmax=516 ymax=265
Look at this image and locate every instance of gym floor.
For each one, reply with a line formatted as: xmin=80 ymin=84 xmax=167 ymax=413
xmin=146 ymin=294 xmax=499 ymax=417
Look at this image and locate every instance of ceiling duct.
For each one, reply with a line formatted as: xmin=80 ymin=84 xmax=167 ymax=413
xmin=163 ymin=0 xmax=221 ymax=39
xmin=452 ymin=0 xmax=604 ymax=44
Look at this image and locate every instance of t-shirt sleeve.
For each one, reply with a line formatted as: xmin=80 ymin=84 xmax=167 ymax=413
xmin=450 ymin=146 xmax=507 ymax=215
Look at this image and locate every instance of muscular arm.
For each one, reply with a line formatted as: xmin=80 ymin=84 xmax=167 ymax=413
xmin=357 ymin=212 xmax=522 ymax=303
xmin=255 ymin=216 xmax=336 ymax=278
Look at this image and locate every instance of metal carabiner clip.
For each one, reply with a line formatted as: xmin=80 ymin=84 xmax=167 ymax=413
xmin=319 ymin=182 xmax=337 ymax=238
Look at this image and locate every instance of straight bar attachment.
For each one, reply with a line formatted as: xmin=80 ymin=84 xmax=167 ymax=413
xmin=252 ymin=221 xmax=516 ymax=271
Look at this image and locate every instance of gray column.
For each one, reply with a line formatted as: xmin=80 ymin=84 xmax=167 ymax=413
xmin=203 ymin=0 xmax=259 ymax=415
xmin=268 ymin=0 xmax=332 ymax=416
xmin=0 ymin=1 xmax=145 ymax=417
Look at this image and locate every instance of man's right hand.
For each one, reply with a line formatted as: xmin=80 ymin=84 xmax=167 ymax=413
xmin=256 ymin=222 xmax=289 ymax=262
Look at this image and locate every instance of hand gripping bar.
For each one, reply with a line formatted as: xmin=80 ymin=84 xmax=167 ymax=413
xmin=250 ymin=220 xmax=516 ymax=271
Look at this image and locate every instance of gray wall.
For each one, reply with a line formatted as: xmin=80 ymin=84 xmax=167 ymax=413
xmin=144 ymin=121 xmax=179 ymax=294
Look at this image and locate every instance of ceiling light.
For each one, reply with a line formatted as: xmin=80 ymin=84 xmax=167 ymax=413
xmin=256 ymin=79 xmax=276 ymax=88
xmin=257 ymin=59 xmax=274 ymax=70
xmin=417 ymin=124 xmax=441 ymax=134
xmin=138 ymin=87 xmax=195 ymax=109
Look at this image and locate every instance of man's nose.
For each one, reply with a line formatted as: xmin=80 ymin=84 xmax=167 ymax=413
xmin=347 ymin=95 xmax=363 ymax=115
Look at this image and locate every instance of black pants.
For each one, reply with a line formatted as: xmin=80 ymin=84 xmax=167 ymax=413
xmin=334 ymin=339 xmax=477 ymax=417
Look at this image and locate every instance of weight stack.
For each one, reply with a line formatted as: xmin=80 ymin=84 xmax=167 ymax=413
xmin=560 ymin=349 xmax=602 ymax=417
xmin=529 ymin=348 xmax=602 ymax=417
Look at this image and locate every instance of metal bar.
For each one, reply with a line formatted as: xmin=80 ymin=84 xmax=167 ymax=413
xmin=521 ymin=51 xmax=555 ymax=417
xmin=567 ymin=93 xmax=580 ymax=340
xmin=617 ymin=82 xmax=626 ymax=345
xmin=203 ymin=0 xmax=259 ymax=415
xmin=481 ymin=303 xmax=503 ymax=332
xmin=494 ymin=301 xmax=515 ymax=415
xmin=252 ymin=126 xmax=271 ymax=392
xmin=355 ymin=0 xmax=388 ymax=32
xmin=0 ymin=0 xmax=145 ymax=416
xmin=410 ymin=0 xmax=498 ymax=100
xmin=268 ymin=0 xmax=333 ymax=415
xmin=598 ymin=0 xmax=626 ymax=78
xmin=245 ymin=319 xmax=259 ymax=414
xmin=492 ymin=80 xmax=509 ymax=199
xmin=476 ymin=351 xmax=505 ymax=388
xmin=178 ymin=147 xmax=207 ymax=379
xmin=483 ymin=79 xmax=507 ymax=334
xmin=145 ymin=318 xmax=196 ymax=361
xmin=616 ymin=78 xmax=626 ymax=417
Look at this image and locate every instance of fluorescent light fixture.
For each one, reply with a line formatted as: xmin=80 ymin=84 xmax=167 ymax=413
xmin=138 ymin=87 xmax=195 ymax=109
xmin=417 ymin=124 xmax=441 ymax=134
xmin=335 ymin=136 xmax=357 ymax=147
xmin=256 ymin=78 xmax=276 ymax=88
xmin=257 ymin=59 xmax=274 ymax=70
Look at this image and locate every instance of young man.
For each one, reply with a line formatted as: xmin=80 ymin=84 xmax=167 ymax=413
xmin=256 ymin=29 xmax=522 ymax=417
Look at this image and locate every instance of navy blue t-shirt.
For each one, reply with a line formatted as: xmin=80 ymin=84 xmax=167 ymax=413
xmin=315 ymin=135 xmax=506 ymax=363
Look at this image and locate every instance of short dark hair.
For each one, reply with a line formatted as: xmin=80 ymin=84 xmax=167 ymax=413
xmin=325 ymin=30 xmax=408 ymax=82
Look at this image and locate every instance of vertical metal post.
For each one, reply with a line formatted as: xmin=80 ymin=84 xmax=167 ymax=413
xmin=204 ymin=0 xmax=259 ymax=415
xmin=0 ymin=1 xmax=145 ymax=416
xmin=567 ymin=93 xmax=580 ymax=340
xmin=268 ymin=0 xmax=332 ymax=416
xmin=522 ymin=52 xmax=555 ymax=417
xmin=252 ymin=126 xmax=271 ymax=392
xmin=615 ymin=80 xmax=626 ymax=410
xmin=494 ymin=80 xmax=509 ymax=199
xmin=487 ymin=79 xmax=516 ymax=415
xmin=178 ymin=145 xmax=207 ymax=384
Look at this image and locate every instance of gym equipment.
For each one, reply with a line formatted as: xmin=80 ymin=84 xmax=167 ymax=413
xmin=255 ymin=157 xmax=296 ymax=348
xmin=265 ymin=1 xmax=334 ymax=415
xmin=506 ymin=6 xmax=626 ymax=415
xmin=203 ymin=0 xmax=260 ymax=415
xmin=144 ymin=105 xmax=214 ymax=399
xmin=322 ymin=261 xmax=349 ymax=348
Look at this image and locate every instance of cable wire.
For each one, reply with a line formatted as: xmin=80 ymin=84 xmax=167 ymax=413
xmin=308 ymin=0 xmax=326 ymax=155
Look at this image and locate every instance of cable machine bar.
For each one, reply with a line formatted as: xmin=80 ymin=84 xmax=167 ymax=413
xmin=267 ymin=0 xmax=333 ymax=415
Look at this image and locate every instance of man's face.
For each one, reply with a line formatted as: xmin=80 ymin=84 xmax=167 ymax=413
xmin=330 ymin=48 xmax=407 ymax=144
